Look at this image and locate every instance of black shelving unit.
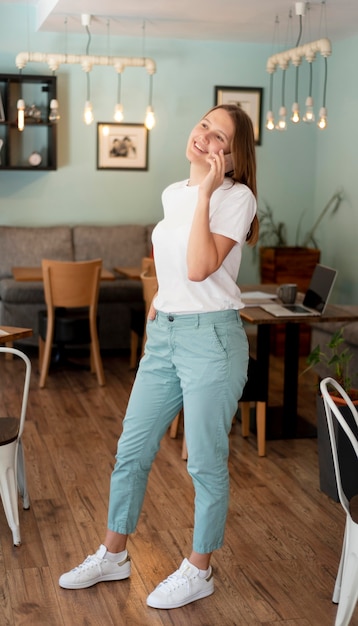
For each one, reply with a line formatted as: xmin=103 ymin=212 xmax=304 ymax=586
xmin=0 ymin=73 xmax=57 ymax=170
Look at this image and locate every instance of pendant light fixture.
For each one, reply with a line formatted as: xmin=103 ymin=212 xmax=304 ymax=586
xmin=303 ymin=61 xmax=315 ymax=123
xmin=16 ymin=15 xmax=157 ymax=129
xmin=49 ymin=98 xmax=60 ymax=123
xmin=82 ymin=14 xmax=94 ymax=125
xmin=113 ymin=72 xmax=124 ymax=122
xmin=145 ymin=73 xmax=156 ymax=130
xmin=317 ymin=56 xmax=328 ymax=129
xmin=265 ymin=73 xmax=275 ymax=131
xmin=17 ymin=98 xmax=25 ymax=131
xmin=265 ymin=1 xmax=331 ymax=133
xmin=276 ymin=69 xmax=287 ymax=131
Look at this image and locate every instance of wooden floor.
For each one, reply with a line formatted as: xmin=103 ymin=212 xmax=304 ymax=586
xmin=0 ymin=344 xmax=357 ymax=626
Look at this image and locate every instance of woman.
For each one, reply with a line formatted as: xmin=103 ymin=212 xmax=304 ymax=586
xmin=59 ymin=104 xmax=259 ymax=609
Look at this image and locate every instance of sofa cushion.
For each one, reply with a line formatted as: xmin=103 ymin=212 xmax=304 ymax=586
xmin=0 ymin=226 xmax=73 ymax=279
xmin=73 ymin=225 xmax=150 ymax=269
xmin=0 ymin=279 xmax=44 ymax=303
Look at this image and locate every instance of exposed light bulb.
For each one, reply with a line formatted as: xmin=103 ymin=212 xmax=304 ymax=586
xmin=265 ymin=110 xmax=275 ymax=131
xmin=145 ymin=106 xmax=156 ymax=130
xmin=275 ymin=106 xmax=287 ymax=131
xmin=83 ymin=100 xmax=94 ymax=125
xmin=49 ymin=98 xmax=60 ymax=123
xmin=303 ymin=96 xmax=315 ymax=123
xmin=17 ymin=98 xmax=25 ymax=131
xmin=114 ymin=103 xmax=124 ymax=122
xmin=317 ymin=106 xmax=328 ymax=130
xmin=291 ymin=102 xmax=300 ymax=123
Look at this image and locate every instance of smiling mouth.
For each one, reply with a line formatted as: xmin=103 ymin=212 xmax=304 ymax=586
xmin=194 ymin=142 xmax=208 ymax=153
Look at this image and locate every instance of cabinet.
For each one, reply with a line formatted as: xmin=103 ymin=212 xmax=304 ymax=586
xmin=0 ymin=73 xmax=57 ymax=170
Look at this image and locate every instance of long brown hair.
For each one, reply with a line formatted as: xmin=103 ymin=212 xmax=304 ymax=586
xmin=205 ymin=103 xmax=259 ymax=245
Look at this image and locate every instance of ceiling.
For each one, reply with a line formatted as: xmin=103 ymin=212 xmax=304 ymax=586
xmin=3 ymin=0 xmax=358 ymax=44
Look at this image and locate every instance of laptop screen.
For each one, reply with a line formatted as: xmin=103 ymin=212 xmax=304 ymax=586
xmin=303 ymin=264 xmax=337 ymax=312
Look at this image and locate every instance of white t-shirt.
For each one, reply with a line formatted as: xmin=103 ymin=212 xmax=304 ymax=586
xmin=152 ymin=178 xmax=256 ymax=314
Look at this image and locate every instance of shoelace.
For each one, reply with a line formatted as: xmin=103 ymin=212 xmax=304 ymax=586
xmin=74 ymin=554 xmax=101 ymax=571
xmin=159 ymin=566 xmax=196 ymax=591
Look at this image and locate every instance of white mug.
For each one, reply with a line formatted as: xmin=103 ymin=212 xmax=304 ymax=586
xmin=277 ymin=283 xmax=297 ymax=304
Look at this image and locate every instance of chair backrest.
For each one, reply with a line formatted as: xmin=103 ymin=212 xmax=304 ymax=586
xmin=320 ymin=377 xmax=358 ymax=513
xmin=140 ymin=260 xmax=157 ymax=319
xmin=41 ymin=259 xmax=102 ymax=310
xmin=0 ymin=347 xmax=31 ymax=443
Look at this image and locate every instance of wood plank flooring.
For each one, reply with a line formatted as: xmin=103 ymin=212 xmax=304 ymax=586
xmin=0 ymin=345 xmax=357 ymax=626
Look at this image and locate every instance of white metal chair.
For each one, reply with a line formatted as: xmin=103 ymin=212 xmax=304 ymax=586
xmin=320 ymin=377 xmax=358 ymax=626
xmin=0 ymin=347 xmax=31 ymax=546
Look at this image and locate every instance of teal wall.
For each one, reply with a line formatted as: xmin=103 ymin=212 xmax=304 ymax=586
xmin=0 ymin=4 xmax=357 ymax=301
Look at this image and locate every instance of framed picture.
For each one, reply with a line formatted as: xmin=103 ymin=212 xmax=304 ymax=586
xmin=215 ymin=86 xmax=263 ymax=145
xmin=97 ymin=123 xmax=148 ymax=170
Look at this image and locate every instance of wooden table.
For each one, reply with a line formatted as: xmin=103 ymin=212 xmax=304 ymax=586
xmin=240 ymin=285 xmax=358 ymax=438
xmin=0 ymin=326 xmax=33 ymax=344
xmin=12 ymin=266 xmax=115 ymax=281
xmin=114 ymin=266 xmax=141 ymax=280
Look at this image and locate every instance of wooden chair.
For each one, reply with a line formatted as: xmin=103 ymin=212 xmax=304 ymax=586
xmin=239 ymin=356 xmax=267 ymax=457
xmin=129 ymin=257 xmax=154 ymax=369
xmin=38 ymin=259 xmax=105 ymax=388
xmin=0 ymin=347 xmax=31 ymax=545
xmin=140 ymin=259 xmax=157 ymax=357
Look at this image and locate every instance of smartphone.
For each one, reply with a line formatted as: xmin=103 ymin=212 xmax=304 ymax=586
xmin=224 ymin=153 xmax=233 ymax=174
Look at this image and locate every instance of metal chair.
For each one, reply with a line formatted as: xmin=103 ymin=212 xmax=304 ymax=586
xmin=0 ymin=347 xmax=31 ymax=545
xmin=38 ymin=259 xmax=105 ymax=388
xmin=320 ymin=377 xmax=358 ymax=626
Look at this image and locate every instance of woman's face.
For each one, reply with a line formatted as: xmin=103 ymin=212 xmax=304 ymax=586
xmin=186 ymin=108 xmax=234 ymax=166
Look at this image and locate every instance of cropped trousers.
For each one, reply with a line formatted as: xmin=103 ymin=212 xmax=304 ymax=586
xmin=108 ymin=308 xmax=249 ymax=554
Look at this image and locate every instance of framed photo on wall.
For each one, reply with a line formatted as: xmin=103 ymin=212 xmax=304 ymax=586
xmin=97 ymin=123 xmax=148 ymax=170
xmin=215 ymin=86 xmax=263 ymax=145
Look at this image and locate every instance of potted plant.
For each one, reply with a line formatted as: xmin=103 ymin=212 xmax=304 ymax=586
xmin=258 ymin=189 xmax=344 ymax=355
xmin=303 ymin=328 xmax=358 ymax=401
xmin=302 ymin=328 xmax=358 ymax=501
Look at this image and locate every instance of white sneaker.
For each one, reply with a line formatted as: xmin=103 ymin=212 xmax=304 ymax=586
xmin=146 ymin=558 xmax=214 ymax=609
xmin=59 ymin=544 xmax=131 ymax=589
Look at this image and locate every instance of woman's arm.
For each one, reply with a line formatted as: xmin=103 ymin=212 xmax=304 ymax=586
xmin=187 ymin=150 xmax=236 ymax=282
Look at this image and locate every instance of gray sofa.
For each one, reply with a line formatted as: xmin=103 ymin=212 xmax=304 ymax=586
xmin=0 ymin=224 xmax=155 ymax=350
xmin=310 ymin=305 xmax=358 ymax=385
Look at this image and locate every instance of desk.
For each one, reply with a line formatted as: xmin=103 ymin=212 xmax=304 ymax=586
xmin=12 ymin=266 xmax=115 ymax=281
xmin=0 ymin=326 xmax=33 ymax=344
xmin=240 ymin=285 xmax=358 ymax=438
xmin=114 ymin=266 xmax=141 ymax=280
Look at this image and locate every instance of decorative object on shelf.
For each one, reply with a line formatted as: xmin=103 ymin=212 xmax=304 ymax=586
xmin=25 ymin=104 xmax=42 ymax=122
xmin=15 ymin=14 xmax=156 ymax=130
xmin=97 ymin=123 xmax=148 ymax=171
xmin=215 ymin=86 xmax=262 ymax=145
xmin=265 ymin=1 xmax=331 ymax=132
xmin=28 ymin=151 xmax=42 ymax=167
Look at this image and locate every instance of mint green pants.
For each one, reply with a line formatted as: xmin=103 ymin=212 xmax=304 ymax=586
xmin=108 ymin=309 xmax=249 ymax=553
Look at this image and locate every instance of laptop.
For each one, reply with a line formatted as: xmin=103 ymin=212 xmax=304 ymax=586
xmin=260 ymin=264 xmax=337 ymax=318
